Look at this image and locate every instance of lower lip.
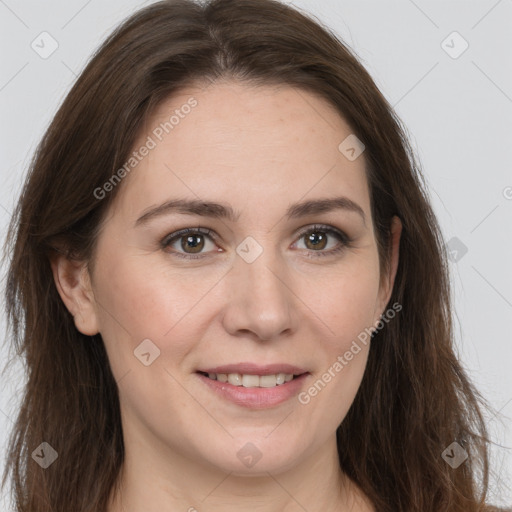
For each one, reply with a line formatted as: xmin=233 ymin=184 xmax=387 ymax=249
xmin=196 ymin=372 xmax=310 ymax=409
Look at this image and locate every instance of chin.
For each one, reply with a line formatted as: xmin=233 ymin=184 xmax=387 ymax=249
xmin=199 ymin=435 xmax=307 ymax=476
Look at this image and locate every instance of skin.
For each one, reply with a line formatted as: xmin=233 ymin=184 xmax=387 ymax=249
xmin=52 ymin=80 xmax=402 ymax=512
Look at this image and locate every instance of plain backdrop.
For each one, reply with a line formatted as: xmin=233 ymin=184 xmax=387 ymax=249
xmin=0 ymin=0 xmax=511 ymax=509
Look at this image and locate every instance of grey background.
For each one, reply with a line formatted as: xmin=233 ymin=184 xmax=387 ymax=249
xmin=1 ymin=0 xmax=511 ymax=508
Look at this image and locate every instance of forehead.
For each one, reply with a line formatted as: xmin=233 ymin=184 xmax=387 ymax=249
xmin=110 ymin=80 xmax=370 ymax=224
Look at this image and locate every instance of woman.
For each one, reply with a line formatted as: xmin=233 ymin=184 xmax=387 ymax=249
xmin=1 ymin=0 xmax=508 ymax=510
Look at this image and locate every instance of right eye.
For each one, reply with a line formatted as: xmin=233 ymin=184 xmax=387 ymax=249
xmin=160 ymin=227 xmax=221 ymax=259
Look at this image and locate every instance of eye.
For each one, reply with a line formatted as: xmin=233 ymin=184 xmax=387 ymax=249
xmin=292 ymin=224 xmax=351 ymax=258
xmin=160 ymin=227 xmax=219 ymax=260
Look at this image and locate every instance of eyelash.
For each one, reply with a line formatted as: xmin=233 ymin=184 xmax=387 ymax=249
xmin=160 ymin=224 xmax=352 ymax=260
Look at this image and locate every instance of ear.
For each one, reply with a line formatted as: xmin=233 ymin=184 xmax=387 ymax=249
xmin=50 ymin=252 xmax=100 ymax=336
xmin=375 ymin=215 xmax=402 ymax=321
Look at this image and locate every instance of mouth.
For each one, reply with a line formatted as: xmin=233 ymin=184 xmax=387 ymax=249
xmin=196 ymin=370 xmax=304 ymax=388
xmin=195 ymin=364 xmax=310 ymax=409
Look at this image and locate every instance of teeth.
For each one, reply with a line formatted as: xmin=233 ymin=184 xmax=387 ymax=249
xmin=206 ymin=372 xmax=297 ymax=388
xmin=228 ymin=373 xmax=242 ymax=386
xmin=242 ymin=374 xmax=259 ymax=387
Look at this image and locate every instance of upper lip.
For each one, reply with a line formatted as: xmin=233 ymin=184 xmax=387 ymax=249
xmin=197 ymin=363 xmax=308 ymax=376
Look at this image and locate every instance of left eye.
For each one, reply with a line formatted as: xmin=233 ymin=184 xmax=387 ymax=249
xmin=161 ymin=224 xmax=350 ymax=259
xmin=293 ymin=225 xmax=348 ymax=254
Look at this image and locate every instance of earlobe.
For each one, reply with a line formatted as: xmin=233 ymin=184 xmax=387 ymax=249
xmin=50 ymin=253 xmax=100 ymax=336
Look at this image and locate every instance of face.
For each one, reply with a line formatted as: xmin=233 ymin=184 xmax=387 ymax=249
xmin=56 ymin=80 xmax=400 ymax=477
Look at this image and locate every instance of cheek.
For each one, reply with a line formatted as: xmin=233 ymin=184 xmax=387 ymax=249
xmin=91 ymin=246 xmax=226 ymax=371
xmin=91 ymin=251 xmax=208 ymax=427
xmin=304 ymin=256 xmax=381 ymax=346
xmin=296 ymin=256 xmax=379 ymax=410
xmin=297 ymin=272 xmax=376 ymax=432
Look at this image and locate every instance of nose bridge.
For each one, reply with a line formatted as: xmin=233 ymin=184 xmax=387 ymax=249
xmin=242 ymin=249 xmax=287 ymax=302
xmin=222 ymin=237 xmax=297 ymax=340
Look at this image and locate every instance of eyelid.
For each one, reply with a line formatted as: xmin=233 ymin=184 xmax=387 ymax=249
xmin=160 ymin=227 xmax=216 ymax=246
xmin=294 ymin=223 xmax=349 ymax=243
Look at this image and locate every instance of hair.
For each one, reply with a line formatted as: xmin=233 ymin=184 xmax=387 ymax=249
xmin=1 ymin=0 xmax=506 ymax=511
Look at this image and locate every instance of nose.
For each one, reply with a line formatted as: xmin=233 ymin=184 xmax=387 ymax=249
xmin=221 ymin=247 xmax=299 ymax=342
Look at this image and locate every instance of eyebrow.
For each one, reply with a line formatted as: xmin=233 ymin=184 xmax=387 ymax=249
xmin=135 ymin=196 xmax=366 ymax=227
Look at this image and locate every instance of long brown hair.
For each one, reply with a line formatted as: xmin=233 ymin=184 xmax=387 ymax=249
xmin=1 ymin=0 xmax=502 ymax=510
